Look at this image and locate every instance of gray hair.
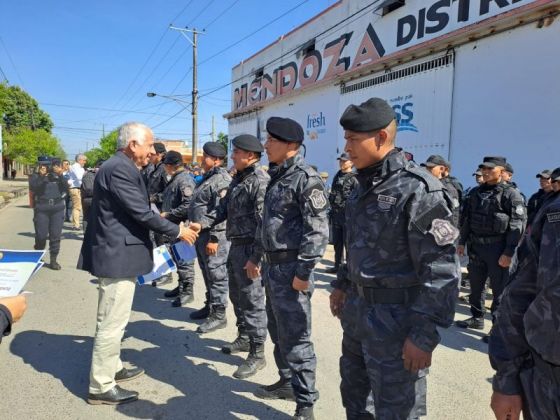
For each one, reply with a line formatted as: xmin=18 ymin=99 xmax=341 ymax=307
xmin=75 ymin=154 xmax=87 ymax=161
xmin=116 ymin=122 xmax=153 ymax=149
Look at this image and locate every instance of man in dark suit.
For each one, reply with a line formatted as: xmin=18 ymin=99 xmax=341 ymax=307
xmin=78 ymin=122 xmax=197 ymax=405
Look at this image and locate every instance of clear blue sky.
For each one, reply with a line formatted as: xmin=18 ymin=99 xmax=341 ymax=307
xmin=0 ymin=0 xmax=335 ymax=158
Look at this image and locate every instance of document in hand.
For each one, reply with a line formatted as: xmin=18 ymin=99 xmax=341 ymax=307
xmin=137 ymin=245 xmax=177 ymax=285
xmin=171 ymin=241 xmax=197 ymax=265
xmin=0 ymin=249 xmax=45 ymax=297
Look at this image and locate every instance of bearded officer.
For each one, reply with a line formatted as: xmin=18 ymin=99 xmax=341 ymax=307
xmin=330 ymin=98 xmax=460 ymax=419
xmin=247 ymin=117 xmax=329 ymax=420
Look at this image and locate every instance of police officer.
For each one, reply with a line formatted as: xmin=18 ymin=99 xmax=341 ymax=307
xmin=502 ymin=162 xmax=527 ymax=206
xmin=189 ymin=142 xmax=232 ymax=333
xmin=193 ymin=134 xmax=270 ymax=379
xmin=329 ymin=98 xmax=460 ymax=419
xmin=158 ymin=151 xmax=197 ymax=307
xmin=527 ymin=169 xmax=553 ymax=226
xmin=143 ymin=142 xmax=168 ymax=203
xmin=442 ymin=163 xmax=463 ymax=204
xmin=326 ymin=152 xmax=358 ymax=274
xmin=488 ymin=180 xmax=560 ymax=420
xmin=247 ymin=117 xmax=328 ymax=420
xmin=422 ymin=155 xmax=461 ymax=227
xmin=29 ymin=158 xmax=69 ymax=270
xmin=457 ymin=157 xmax=526 ymax=337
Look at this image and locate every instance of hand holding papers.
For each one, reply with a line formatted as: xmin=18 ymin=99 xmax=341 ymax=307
xmin=137 ymin=245 xmax=176 ymax=285
xmin=0 ymin=250 xmax=45 ymax=297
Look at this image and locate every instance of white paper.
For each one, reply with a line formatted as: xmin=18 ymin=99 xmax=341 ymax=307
xmin=0 ymin=249 xmax=45 ymax=297
xmin=137 ymin=245 xmax=177 ymax=285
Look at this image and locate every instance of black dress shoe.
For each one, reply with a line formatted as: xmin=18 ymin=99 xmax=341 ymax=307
xmin=115 ymin=367 xmax=145 ymax=383
xmin=87 ymin=385 xmax=138 ymax=405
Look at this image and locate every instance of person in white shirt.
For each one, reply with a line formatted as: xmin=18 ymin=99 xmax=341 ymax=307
xmin=68 ymin=154 xmax=87 ymax=230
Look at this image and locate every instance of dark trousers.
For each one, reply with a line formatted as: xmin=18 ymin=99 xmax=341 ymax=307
xmin=64 ymin=195 xmax=71 ymax=221
xmin=263 ymin=261 xmax=318 ymax=407
xmin=467 ymin=241 xmax=509 ymax=319
xmin=195 ymin=230 xmax=230 ymax=308
xmin=340 ymin=288 xmax=427 ymax=419
xmin=34 ymin=201 xmax=65 ymax=256
xmin=331 ymin=221 xmax=346 ymax=268
xmin=227 ymin=243 xmax=267 ymax=343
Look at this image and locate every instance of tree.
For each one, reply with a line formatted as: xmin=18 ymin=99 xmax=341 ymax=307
xmin=217 ymin=132 xmax=228 ymax=166
xmin=4 ymin=129 xmax=66 ymax=165
xmin=84 ymin=129 xmax=118 ymax=167
xmin=0 ymin=83 xmax=53 ymax=133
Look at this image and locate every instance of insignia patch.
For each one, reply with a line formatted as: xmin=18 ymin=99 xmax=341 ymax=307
xmin=452 ymin=198 xmax=460 ymax=209
xmin=515 ymin=205 xmax=525 ymax=216
xmin=429 ymin=219 xmax=460 ymax=246
xmin=309 ymin=189 xmax=327 ymax=210
xmin=377 ymin=194 xmax=397 ymax=211
xmin=547 ymin=212 xmax=560 ymax=223
xmin=219 ymin=189 xmax=228 ymax=198
xmin=182 ymin=186 xmax=193 ymax=197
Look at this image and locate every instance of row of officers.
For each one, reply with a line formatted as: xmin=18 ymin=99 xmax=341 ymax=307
xmin=140 ymin=97 xmax=559 ymax=419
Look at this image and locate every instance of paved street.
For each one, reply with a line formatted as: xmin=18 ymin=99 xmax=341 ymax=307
xmin=0 ymin=194 xmax=495 ymax=420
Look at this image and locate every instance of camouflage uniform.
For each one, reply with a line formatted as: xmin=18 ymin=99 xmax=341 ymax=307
xmin=489 ymin=192 xmax=560 ymax=420
xmin=210 ymin=162 xmax=269 ymax=344
xmin=333 ymin=149 xmax=460 ymax=419
xmin=459 ymin=182 xmax=526 ymax=320
xmin=254 ymin=154 xmax=329 ymax=407
xmin=190 ymin=166 xmax=232 ymax=310
xmin=160 ymin=169 xmax=196 ymax=291
xmin=328 ymin=170 xmax=358 ymax=268
xmin=440 ymin=177 xmax=461 ymax=228
xmin=147 ymin=162 xmax=168 ymax=211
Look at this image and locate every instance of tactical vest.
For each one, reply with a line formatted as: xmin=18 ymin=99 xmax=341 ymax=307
xmin=468 ymin=184 xmax=510 ymax=236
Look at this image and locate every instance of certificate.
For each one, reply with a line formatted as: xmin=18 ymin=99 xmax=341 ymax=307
xmin=0 ymin=249 xmax=45 ymax=297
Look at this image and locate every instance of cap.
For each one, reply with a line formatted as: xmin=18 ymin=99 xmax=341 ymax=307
xmin=203 ymin=141 xmax=227 ymax=158
xmin=163 ymin=150 xmax=183 ymax=165
xmin=51 ymin=158 xmax=62 ymax=167
xmin=266 ymin=117 xmax=304 ymax=143
xmin=339 ymin=97 xmax=395 ymax=132
xmin=550 ymin=167 xmax=560 ymax=182
xmin=232 ymin=134 xmax=264 ymax=153
xmin=319 ymin=172 xmax=329 ymax=178
xmin=536 ymin=169 xmax=552 ymax=179
xmin=478 ymin=156 xmax=507 ymax=169
xmin=472 ymin=169 xmax=483 ymax=176
xmin=422 ymin=154 xmax=448 ymax=167
xmin=154 ymin=142 xmax=166 ymax=154
xmin=337 ymin=152 xmax=351 ymax=161
xmin=504 ymin=162 xmax=514 ymax=174
xmin=37 ymin=155 xmax=51 ymax=164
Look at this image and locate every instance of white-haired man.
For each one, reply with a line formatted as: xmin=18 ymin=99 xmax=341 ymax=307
xmin=78 ymin=122 xmax=198 ymax=405
xmin=68 ymin=153 xmax=87 ymax=230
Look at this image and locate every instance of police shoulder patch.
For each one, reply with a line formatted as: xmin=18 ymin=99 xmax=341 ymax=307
xmin=182 ymin=186 xmax=193 ymax=197
xmin=219 ymin=188 xmax=228 ymax=198
xmin=309 ymin=188 xmax=327 ymax=210
xmin=429 ymin=218 xmax=460 ymax=246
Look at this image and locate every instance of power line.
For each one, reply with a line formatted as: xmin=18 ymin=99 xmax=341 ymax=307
xmin=198 ymin=0 xmax=384 ymax=100
xmin=203 ymin=0 xmax=242 ymax=30
xmin=0 ymin=64 xmax=8 ymax=83
xmin=152 ymin=108 xmax=185 ymax=129
xmin=0 ymin=36 xmax=24 ymax=87
xmin=185 ymin=0 xmax=217 ymax=27
xmin=40 ymin=102 xmax=187 ymax=118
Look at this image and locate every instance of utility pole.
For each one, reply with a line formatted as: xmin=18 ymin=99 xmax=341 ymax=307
xmin=170 ymin=25 xmax=204 ymax=164
xmin=211 ymin=115 xmax=215 ymax=142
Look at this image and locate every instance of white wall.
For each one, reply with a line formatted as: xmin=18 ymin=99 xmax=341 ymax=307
xmin=450 ymin=19 xmax=560 ymax=195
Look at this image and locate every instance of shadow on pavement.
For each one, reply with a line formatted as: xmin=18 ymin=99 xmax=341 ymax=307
xmin=438 ymin=300 xmax=490 ymax=354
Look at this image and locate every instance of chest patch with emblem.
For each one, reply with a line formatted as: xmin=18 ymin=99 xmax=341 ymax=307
xmin=547 ymin=212 xmax=560 ymax=223
xmin=377 ymin=194 xmax=397 ymax=211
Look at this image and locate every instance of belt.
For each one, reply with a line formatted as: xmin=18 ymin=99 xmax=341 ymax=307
xmin=531 ymin=351 xmax=560 ymax=386
xmin=353 ymin=284 xmax=422 ymax=305
xmin=262 ymin=250 xmax=299 ymax=264
xmin=36 ymin=198 xmax=64 ymax=205
xmin=230 ymin=238 xmax=254 ymax=246
xmin=470 ymin=235 xmax=504 ymax=245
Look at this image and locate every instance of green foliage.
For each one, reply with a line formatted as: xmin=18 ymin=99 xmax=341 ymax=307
xmin=84 ymin=129 xmax=118 ymax=167
xmin=0 ymin=83 xmax=54 ymax=133
xmin=4 ymin=129 xmax=65 ymax=165
xmin=217 ymin=132 xmax=228 ymax=165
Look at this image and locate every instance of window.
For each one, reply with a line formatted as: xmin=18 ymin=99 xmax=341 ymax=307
xmin=382 ymin=0 xmax=405 ymax=16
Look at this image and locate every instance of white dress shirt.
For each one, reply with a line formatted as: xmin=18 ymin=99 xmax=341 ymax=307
xmin=68 ymin=162 xmax=85 ymax=188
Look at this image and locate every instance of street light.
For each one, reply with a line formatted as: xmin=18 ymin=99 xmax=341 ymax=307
xmin=146 ymin=92 xmax=197 ymax=163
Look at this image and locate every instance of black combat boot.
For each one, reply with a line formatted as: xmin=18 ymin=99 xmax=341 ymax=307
xmin=455 ymin=316 xmax=485 ymax=330
xmin=254 ymin=377 xmax=295 ymax=401
xmin=222 ymin=333 xmax=250 ymax=354
xmin=189 ymin=302 xmax=210 ymax=320
xmin=233 ymin=342 xmax=266 ymax=379
xmin=49 ymin=254 xmax=61 ymax=270
xmin=293 ymin=405 xmax=315 ymax=420
xmin=172 ymin=282 xmax=194 ymax=307
xmin=324 ymin=265 xmax=339 ymax=274
xmin=197 ymin=306 xmax=227 ymax=333
xmin=164 ymin=286 xmax=180 ymax=298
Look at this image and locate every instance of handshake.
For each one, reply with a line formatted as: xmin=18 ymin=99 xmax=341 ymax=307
xmin=178 ymin=222 xmax=202 ymax=245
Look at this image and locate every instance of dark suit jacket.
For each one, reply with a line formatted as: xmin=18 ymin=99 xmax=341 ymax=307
xmin=78 ymin=151 xmax=180 ymax=278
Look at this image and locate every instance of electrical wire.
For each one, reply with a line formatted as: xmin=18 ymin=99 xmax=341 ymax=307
xmin=0 ymin=36 xmax=24 ymax=87
xmin=203 ymin=0 xmax=241 ymax=30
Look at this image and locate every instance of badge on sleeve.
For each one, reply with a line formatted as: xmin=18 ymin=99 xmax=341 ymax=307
xmin=219 ymin=189 xmax=228 ymax=198
xmin=515 ymin=205 xmax=525 ymax=216
xmin=429 ymin=219 xmax=459 ymax=246
xmin=309 ymin=189 xmax=327 ymax=210
xmin=182 ymin=186 xmax=193 ymax=197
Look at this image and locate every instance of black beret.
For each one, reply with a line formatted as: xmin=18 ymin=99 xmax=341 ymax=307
xmin=163 ymin=150 xmax=183 ymax=165
xmin=337 ymin=152 xmax=351 ymax=161
xmin=536 ymin=169 xmax=552 ymax=179
xmin=266 ymin=117 xmax=304 ymax=143
xmin=339 ymin=97 xmax=395 ymax=132
xmin=504 ymin=162 xmax=514 ymax=174
xmin=472 ymin=169 xmax=483 ymax=176
xmin=203 ymin=141 xmax=227 ymax=158
xmin=422 ymin=154 xmax=448 ymax=167
xmin=232 ymin=134 xmax=264 ymax=153
xmin=154 ymin=142 xmax=166 ymax=154
xmin=551 ymin=167 xmax=560 ymax=182
xmin=479 ymin=156 xmax=507 ymax=169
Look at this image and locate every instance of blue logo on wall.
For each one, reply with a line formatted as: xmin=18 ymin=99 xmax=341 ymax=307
xmin=391 ymin=95 xmax=418 ymax=133
xmin=306 ymin=112 xmax=326 ymax=140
